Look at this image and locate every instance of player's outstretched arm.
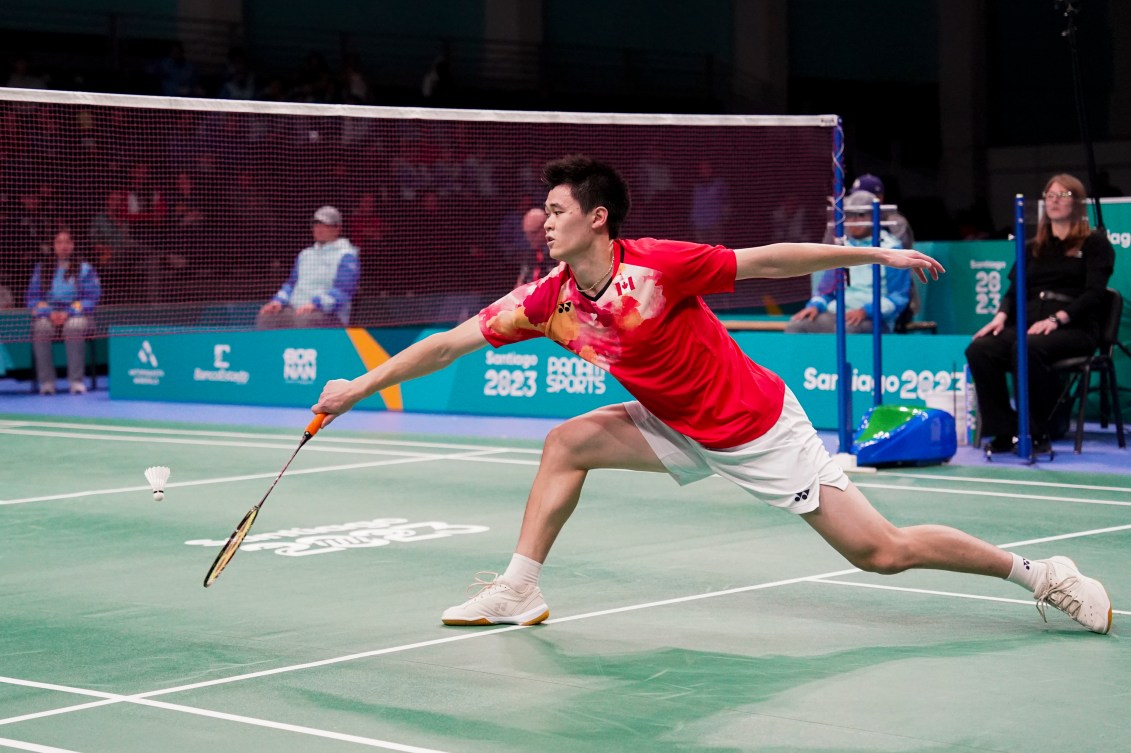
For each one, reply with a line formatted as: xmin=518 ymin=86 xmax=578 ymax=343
xmin=313 ymin=317 xmax=488 ymax=424
xmin=734 ymin=242 xmax=945 ymax=283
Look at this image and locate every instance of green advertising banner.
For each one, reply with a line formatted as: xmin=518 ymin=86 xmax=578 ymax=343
xmin=1093 ymin=199 xmax=1131 ymax=418
xmin=916 ymin=240 xmax=1012 ymax=336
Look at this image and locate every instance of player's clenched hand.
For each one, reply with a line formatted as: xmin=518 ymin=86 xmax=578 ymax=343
xmin=312 ymin=378 xmax=362 ymax=426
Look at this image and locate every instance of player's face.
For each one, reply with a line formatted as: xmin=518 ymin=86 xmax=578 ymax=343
xmin=544 ymin=184 xmax=594 ymax=260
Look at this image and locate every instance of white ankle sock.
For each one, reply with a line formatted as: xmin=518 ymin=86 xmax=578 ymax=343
xmin=1005 ymin=553 xmax=1047 ymax=592
xmin=500 ymin=553 xmax=542 ymax=590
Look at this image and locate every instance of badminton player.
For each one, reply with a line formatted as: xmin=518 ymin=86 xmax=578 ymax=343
xmin=313 ymin=155 xmax=1111 ymax=634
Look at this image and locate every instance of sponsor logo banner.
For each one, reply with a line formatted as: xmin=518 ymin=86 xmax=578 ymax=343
xmin=193 ymin=343 xmax=251 ymax=385
xmin=128 ymin=340 xmax=165 ymax=385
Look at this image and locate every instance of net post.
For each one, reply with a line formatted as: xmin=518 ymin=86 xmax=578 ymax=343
xmin=1013 ymin=194 xmax=1032 ymax=461
xmin=871 ymin=198 xmax=883 ymax=407
xmin=832 ymin=120 xmax=853 ymax=454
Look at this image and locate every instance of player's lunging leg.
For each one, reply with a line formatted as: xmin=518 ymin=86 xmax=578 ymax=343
xmin=803 ymin=484 xmax=1112 ymax=633
xmin=441 ymin=405 xmax=666 ymax=626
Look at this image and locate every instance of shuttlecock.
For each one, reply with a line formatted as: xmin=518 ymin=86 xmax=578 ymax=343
xmin=145 ymin=466 xmax=170 ymax=501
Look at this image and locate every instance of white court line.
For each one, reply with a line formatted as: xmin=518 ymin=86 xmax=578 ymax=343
xmin=0 ymin=449 xmax=511 ymax=506
xmin=855 ymin=481 xmax=1131 ymax=508
xmin=0 ymin=428 xmax=485 ymax=458
xmin=881 ymin=471 xmax=1131 ymax=494
xmin=0 ymin=737 xmax=87 ymax=753
xmin=0 ymin=419 xmax=542 ymax=454
xmin=131 ymin=698 xmax=452 ymax=753
xmin=0 ymin=678 xmax=450 ymax=753
xmin=996 ymin=521 xmax=1131 ymax=548
xmin=811 ymin=579 xmax=1131 ymax=617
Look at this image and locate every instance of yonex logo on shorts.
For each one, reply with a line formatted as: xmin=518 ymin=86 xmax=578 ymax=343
xmin=793 ymin=489 xmax=810 ymax=503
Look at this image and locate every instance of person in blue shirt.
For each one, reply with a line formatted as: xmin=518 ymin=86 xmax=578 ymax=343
xmin=256 ymin=206 xmax=360 ymax=329
xmin=26 ymin=227 xmax=101 ymax=394
xmin=786 ymin=190 xmax=910 ymax=333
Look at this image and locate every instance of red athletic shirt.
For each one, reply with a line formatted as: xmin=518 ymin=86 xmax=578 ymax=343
xmin=478 ymin=238 xmax=786 ymax=449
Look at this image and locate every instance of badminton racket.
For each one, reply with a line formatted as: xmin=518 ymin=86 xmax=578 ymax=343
xmin=203 ymin=413 xmax=327 ymax=587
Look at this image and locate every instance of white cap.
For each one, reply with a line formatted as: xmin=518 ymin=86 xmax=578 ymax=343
xmin=312 ymin=205 xmax=342 ymax=225
xmin=844 ymin=190 xmax=879 ymax=214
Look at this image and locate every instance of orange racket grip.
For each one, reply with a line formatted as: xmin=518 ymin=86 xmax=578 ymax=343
xmin=305 ymin=413 xmax=328 ymax=436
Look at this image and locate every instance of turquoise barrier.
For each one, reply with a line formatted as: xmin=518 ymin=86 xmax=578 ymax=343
xmin=110 ymin=327 xmax=972 ymax=430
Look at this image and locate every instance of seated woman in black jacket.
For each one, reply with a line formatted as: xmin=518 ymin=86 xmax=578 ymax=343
xmin=965 ymin=173 xmax=1115 ymax=454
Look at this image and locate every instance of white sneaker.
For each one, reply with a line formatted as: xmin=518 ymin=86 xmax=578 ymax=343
xmin=441 ymin=572 xmax=549 ymax=626
xmin=39 ymin=382 xmax=56 ymax=395
xmin=69 ymin=381 xmax=87 ymax=394
xmin=1033 ymin=556 xmax=1112 ymax=634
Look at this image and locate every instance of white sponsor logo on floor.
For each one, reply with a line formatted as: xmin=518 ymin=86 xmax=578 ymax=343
xmin=185 ymin=518 xmax=488 ymax=557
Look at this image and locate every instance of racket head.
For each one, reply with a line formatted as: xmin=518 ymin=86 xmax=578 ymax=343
xmin=203 ymin=506 xmax=260 ymax=587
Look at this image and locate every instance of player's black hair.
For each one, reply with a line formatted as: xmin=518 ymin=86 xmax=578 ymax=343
xmin=541 ymin=155 xmax=631 ymax=238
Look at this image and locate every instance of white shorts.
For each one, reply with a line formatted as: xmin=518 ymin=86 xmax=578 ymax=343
xmin=625 ymin=388 xmax=849 ymax=514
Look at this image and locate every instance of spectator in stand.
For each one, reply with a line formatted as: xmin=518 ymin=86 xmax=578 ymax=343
xmin=89 ymin=190 xmax=134 ymax=266
xmin=166 ymin=171 xmax=206 ymax=281
xmin=348 ymin=191 xmax=385 ymax=294
xmin=824 ymin=174 xmax=915 ymax=251
xmin=151 ymin=41 xmax=202 ymax=97
xmin=689 ymin=159 xmax=730 ymax=244
xmin=965 ymin=173 xmax=1115 ymax=455
xmin=292 ymin=51 xmax=337 ymax=103
xmin=6 ymin=56 xmax=49 ymax=89
xmin=514 ymin=207 xmax=550 ymax=287
xmin=786 ymin=190 xmax=909 ymax=334
xmin=257 ymin=205 xmax=359 ymax=329
xmin=27 ymin=226 xmax=100 ymax=394
xmin=122 ymin=161 xmax=167 ymax=303
xmin=88 ymin=189 xmax=137 ymax=304
xmin=123 ymin=162 xmax=167 ymax=234
xmin=771 ymin=193 xmax=812 ymax=243
xmin=341 ymin=53 xmax=371 ymax=104
xmin=217 ymin=47 xmax=257 ymax=100
xmin=420 ymin=54 xmax=453 ymax=106
xmin=12 ymin=183 xmax=54 ymax=291
xmin=227 ymin=169 xmax=278 ymax=273
xmin=349 ymin=192 xmax=385 ymax=255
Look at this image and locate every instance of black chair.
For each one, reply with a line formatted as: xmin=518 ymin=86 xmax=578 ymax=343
xmin=894 ymin=283 xmax=938 ymax=334
xmin=1049 ymin=288 xmax=1128 ymax=454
